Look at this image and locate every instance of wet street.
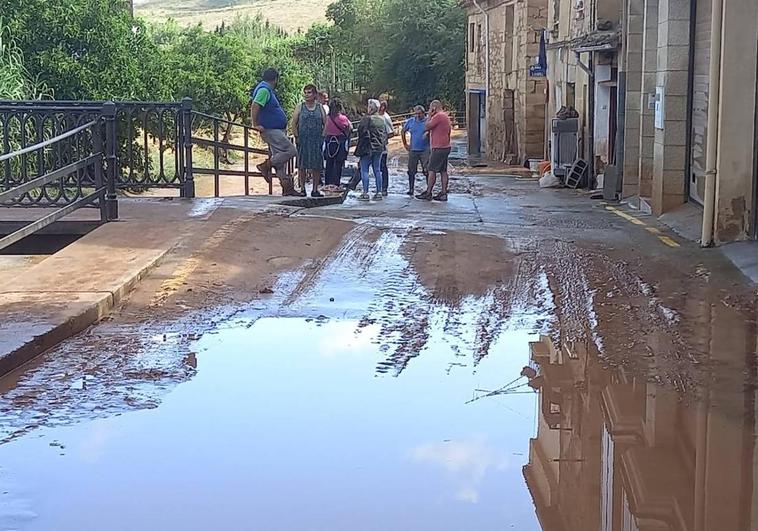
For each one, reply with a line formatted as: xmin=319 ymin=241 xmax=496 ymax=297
xmin=1 ymin=166 xmax=757 ymax=530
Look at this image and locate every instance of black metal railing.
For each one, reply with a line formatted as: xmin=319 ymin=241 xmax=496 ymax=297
xmin=1 ymin=101 xmax=469 ymax=208
xmin=0 ymin=105 xmax=118 ymax=251
xmin=0 ymin=99 xmax=191 ymax=197
xmin=188 ymin=111 xmax=274 ymax=197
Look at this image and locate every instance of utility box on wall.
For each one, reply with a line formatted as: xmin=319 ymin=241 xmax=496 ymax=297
xmin=654 ymin=87 xmax=665 ymax=129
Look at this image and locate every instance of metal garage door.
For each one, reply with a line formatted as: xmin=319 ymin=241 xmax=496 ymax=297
xmin=689 ymin=0 xmax=712 ymax=205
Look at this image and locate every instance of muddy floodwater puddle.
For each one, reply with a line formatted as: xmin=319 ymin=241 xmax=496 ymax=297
xmin=0 ymin=318 xmax=541 ymax=531
xmin=3 ymin=223 xmax=758 ymax=530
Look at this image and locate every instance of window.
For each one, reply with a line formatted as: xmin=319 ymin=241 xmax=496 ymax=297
xmin=477 ymin=23 xmax=482 ymax=53
xmin=469 ymin=22 xmax=476 ymax=53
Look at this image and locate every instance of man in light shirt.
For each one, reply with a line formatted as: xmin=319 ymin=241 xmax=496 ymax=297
xmin=378 ymin=100 xmax=395 ymax=196
xmin=401 ymin=105 xmax=430 ymax=196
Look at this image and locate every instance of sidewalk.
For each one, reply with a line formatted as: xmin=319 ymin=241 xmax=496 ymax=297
xmin=0 ymin=194 xmax=344 ymax=377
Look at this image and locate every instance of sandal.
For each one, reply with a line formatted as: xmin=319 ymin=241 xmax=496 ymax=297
xmin=415 ymin=191 xmax=432 ymax=201
xmin=433 ymin=192 xmax=448 ymax=202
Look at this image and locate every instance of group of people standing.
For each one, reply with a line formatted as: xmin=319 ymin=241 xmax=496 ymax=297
xmin=250 ymin=68 xmax=452 ymax=201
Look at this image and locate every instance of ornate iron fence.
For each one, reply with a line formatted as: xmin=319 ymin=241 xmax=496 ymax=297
xmin=0 ymin=107 xmax=117 ymax=251
xmin=1 ymin=100 xmax=470 ymax=207
xmin=0 ymin=99 xmax=192 ymax=200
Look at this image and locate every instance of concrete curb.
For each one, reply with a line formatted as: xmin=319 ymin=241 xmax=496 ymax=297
xmin=0 ymin=248 xmax=169 ymax=378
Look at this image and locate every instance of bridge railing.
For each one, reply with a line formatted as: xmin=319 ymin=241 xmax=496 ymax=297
xmin=0 ymin=99 xmax=189 ymax=197
xmin=1 ymin=100 xmax=467 ymax=206
xmin=188 ymin=110 xmax=273 ymax=197
xmin=0 ymin=105 xmax=119 ymax=251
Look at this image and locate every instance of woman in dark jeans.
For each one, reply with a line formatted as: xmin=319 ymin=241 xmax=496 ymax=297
xmin=322 ymin=98 xmax=353 ymax=187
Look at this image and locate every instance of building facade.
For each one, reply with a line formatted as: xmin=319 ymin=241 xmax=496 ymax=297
xmin=619 ymin=0 xmax=758 ymax=243
xmin=545 ymin=0 xmax=622 ymax=180
xmin=461 ymin=0 xmax=548 ymax=164
xmin=524 ymin=302 xmax=758 ymax=530
xmin=472 ymin=0 xmax=758 ymax=244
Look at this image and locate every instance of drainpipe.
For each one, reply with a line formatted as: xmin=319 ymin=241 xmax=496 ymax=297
xmin=472 ymin=0 xmax=490 ymax=151
xmin=615 ymin=4 xmax=627 ymax=188
xmin=701 ymin=0 xmax=724 ymax=247
xmin=577 ymin=51 xmax=596 ymax=188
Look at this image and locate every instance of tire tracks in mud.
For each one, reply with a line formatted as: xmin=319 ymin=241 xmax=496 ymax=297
xmin=538 ymin=239 xmax=755 ymax=398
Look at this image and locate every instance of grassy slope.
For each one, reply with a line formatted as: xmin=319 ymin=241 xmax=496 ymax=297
xmin=135 ymin=0 xmax=329 ymax=33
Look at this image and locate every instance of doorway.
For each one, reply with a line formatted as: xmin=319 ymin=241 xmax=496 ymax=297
xmin=689 ymin=0 xmax=712 ymax=205
xmin=753 ymin=31 xmax=758 ymax=239
xmin=467 ymin=90 xmax=486 ymax=155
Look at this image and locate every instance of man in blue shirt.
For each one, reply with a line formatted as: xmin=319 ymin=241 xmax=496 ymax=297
xmin=401 ymin=105 xmax=430 ymax=196
xmin=251 ymin=68 xmax=298 ymax=196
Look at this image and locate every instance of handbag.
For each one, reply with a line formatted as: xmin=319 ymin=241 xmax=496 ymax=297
xmin=354 ymin=132 xmax=370 ymax=158
xmin=326 ymin=115 xmax=349 ymax=160
xmin=353 ymin=116 xmax=371 ymax=157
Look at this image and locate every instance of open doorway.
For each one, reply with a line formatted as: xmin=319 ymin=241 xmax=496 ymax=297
xmin=753 ymin=31 xmax=758 ymax=239
xmin=467 ymin=90 xmax=486 ymax=155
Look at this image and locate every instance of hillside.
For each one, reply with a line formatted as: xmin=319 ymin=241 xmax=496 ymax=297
xmin=135 ymin=0 xmax=329 ymax=33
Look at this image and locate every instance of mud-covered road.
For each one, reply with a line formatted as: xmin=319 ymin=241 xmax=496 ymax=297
xmin=1 ymin=155 xmax=756 ymax=530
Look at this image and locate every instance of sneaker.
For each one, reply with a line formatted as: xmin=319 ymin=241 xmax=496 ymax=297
xmin=295 ymin=189 xmax=307 ymax=197
xmin=311 ymin=190 xmax=324 ymax=198
xmin=382 ymin=191 xmax=388 ymax=197
xmin=433 ymin=192 xmax=448 ymax=202
xmin=415 ymin=191 xmax=432 ymax=200
xmin=358 ymin=192 xmax=370 ymax=201
xmin=406 ymin=189 xmax=415 ymax=196
xmin=373 ymin=193 xmax=383 ymax=201
xmin=256 ymin=161 xmax=272 ymax=184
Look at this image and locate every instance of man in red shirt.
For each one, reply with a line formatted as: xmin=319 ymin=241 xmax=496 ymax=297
xmin=416 ymin=100 xmax=452 ymax=201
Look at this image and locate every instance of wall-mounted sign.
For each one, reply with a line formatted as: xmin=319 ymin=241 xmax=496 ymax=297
xmin=654 ymin=86 xmax=664 ymax=129
xmin=529 ymin=64 xmax=547 ymax=78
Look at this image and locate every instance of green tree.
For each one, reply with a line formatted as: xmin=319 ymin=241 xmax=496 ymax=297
xmin=376 ymin=0 xmax=465 ymax=109
xmin=0 ymin=0 xmax=162 ymax=100
xmin=0 ymin=18 xmax=49 ymax=99
xmin=165 ymin=26 xmax=251 ymax=121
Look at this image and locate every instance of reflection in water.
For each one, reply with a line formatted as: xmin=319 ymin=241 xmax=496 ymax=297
xmin=0 ymin=320 xmax=542 ymax=531
xmin=524 ymin=324 xmax=758 ymax=531
xmin=1 ymin=222 xmax=757 ymax=530
xmin=411 ymin=437 xmax=511 ymax=504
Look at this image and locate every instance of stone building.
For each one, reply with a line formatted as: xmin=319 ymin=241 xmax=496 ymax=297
xmin=461 ymin=0 xmax=548 ymax=164
xmin=545 ymin=0 xmax=622 ymax=181
xmin=472 ymin=0 xmax=757 ymax=244
xmin=543 ymin=0 xmax=757 ymax=244
xmin=619 ymin=0 xmax=758 ymax=244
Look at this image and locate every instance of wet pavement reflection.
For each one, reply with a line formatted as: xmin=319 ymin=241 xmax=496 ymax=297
xmin=0 ymin=220 xmax=757 ymax=530
xmin=0 ymin=319 xmax=541 ymax=530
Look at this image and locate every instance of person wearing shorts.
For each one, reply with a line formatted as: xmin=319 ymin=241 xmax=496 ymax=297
xmin=416 ymin=100 xmax=452 ymax=202
xmin=402 ymin=105 xmax=430 ymax=196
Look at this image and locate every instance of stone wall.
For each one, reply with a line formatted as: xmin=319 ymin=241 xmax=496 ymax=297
xmin=713 ymin=0 xmax=758 ymax=242
xmin=464 ymin=0 xmax=547 ymax=163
